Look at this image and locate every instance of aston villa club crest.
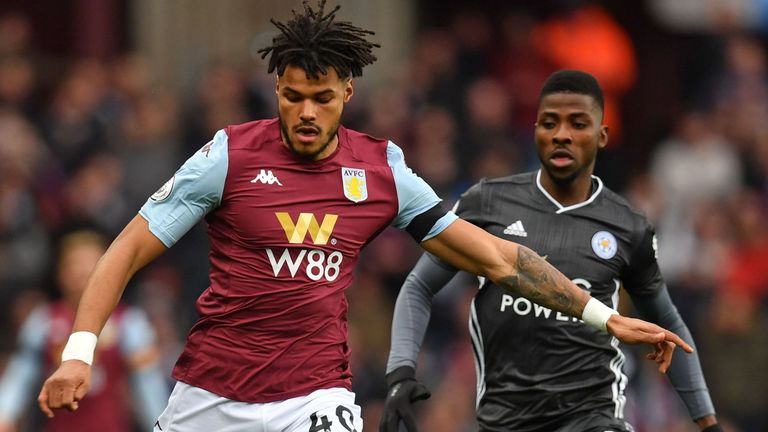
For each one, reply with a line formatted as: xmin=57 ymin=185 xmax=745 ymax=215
xmin=341 ymin=167 xmax=367 ymax=203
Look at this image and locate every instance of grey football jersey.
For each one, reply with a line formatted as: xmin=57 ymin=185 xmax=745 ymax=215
xmin=459 ymin=171 xmax=661 ymax=432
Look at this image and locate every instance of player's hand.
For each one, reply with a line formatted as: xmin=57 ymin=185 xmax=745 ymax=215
xmin=696 ymin=415 xmax=722 ymax=431
xmin=37 ymin=360 xmax=92 ymax=418
xmin=605 ymin=315 xmax=693 ymax=374
xmin=379 ymin=367 xmax=431 ymax=432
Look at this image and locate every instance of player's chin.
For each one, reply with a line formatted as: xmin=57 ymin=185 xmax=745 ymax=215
xmin=290 ymin=142 xmax=324 ymax=160
xmin=544 ymin=164 xmax=578 ymax=180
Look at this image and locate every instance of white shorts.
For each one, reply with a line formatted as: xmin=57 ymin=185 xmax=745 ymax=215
xmin=153 ymin=382 xmax=363 ymax=432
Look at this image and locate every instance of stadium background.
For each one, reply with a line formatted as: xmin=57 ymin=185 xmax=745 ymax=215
xmin=0 ymin=0 xmax=766 ymax=431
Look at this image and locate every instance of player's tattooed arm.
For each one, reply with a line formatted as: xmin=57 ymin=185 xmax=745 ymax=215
xmin=424 ymin=219 xmax=694 ymax=369
xmin=496 ymin=246 xmax=587 ymax=317
xmin=422 ymin=219 xmax=590 ymax=318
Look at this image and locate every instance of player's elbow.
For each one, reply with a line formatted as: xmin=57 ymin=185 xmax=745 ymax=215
xmin=481 ymin=239 xmax=521 ymax=283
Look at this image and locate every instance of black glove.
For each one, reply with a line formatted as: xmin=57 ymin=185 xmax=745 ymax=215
xmin=379 ymin=366 xmax=431 ymax=432
xmin=701 ymin=424 xmax=723 ymax=432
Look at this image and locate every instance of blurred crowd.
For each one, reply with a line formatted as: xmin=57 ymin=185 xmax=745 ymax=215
xmin=0 ymin=2 xmax=767 ymax=431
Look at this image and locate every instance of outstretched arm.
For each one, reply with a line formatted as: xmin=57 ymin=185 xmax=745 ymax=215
xmin=73 ymin=216 xmax=167 ymax=335
xmin=38 ymin=215 xmax=167 ymax=418
xmin=423 ymin=219 xmax=588 ymax=317
xmin=38 ymin=133 xmax=227 ymax=418
xmin=422 ymin=219 xmax=693 ymax=369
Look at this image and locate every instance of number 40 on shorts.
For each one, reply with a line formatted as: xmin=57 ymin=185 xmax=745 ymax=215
xmin=308 ymin=405 xmax=358 ymax=432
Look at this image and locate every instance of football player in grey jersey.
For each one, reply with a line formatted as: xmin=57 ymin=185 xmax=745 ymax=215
xmin=380 ymin=70 xmax=721 ymax=432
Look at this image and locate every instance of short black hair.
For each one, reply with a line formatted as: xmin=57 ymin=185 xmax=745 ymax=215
xmin=539 ymin=70 xmax=604 ymax=112
xmin=257 ymin=0 xmax=380 ymax=80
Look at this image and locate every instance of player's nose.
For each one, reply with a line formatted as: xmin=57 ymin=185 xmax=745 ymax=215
xmin=299 ymin=100 xmax=317 ymax=121
xmin=552 ymin=125 xmax=572 ymax=144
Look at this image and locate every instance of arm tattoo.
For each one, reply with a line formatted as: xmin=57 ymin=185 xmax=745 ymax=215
xmin=497 ymin=247 xmax=584 ymax=317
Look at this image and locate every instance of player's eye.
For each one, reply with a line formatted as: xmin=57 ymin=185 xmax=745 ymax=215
xmin=540 ymin=121 xmax=556 ymax=129
xmin=316 ymin=95 xmax=333 ymax=104
xmin=284 ymin=93 xmax=302 ymax=103
xmin=573 ymin=122 xmax=587 ymax=129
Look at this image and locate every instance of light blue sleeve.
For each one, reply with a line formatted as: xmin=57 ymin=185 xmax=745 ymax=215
xmin=0 ymin=307 xmax=48 ymax=421
xmin=387 ymin=141 xmax=458 ymax=240
xmin=118 ymin=307 xmax=156 ymax=357
xmin=118 ymin=308 xmax=170 ymax=428
xmin=138 ymin=130 xmax=229 ymax=247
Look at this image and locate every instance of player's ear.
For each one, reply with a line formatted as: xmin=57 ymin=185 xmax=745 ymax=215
xmin=275 ymin=74 xmax=280 ymax=95
xmin=598 ymin=124 xmax=609 ymax=149
xmin=343 ymin=78 xmax=354 ymax=103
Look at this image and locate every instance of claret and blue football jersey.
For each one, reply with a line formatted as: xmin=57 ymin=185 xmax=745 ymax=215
xmin=139 ymin=119 xmax=456 ymax=402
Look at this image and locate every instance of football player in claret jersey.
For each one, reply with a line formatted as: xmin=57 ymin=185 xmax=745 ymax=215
xmin=380 ymin=70 xmax=722 ymax=432
xmin=37 ymin=2 xmax=694 ymax=431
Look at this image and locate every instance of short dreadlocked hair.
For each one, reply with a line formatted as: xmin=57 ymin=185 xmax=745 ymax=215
xmin=257 ymin=0 xmax=379 ymax=80
xmin=540 ymin=70 xmax=605 ymax=113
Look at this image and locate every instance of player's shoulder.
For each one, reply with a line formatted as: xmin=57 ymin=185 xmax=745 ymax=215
xmin=343 ymin=125 xmax=389 ymax=146
xmin=342 ymin=125 xmax=391 ymax=165
xmin=16 ymin=303 xmax=54 ymax=347
xmin=456 ymin=172 xmax=533 ymax=210
xmin=482 ymin=172 xmax=536 ymax=187
xmin=598 ymin=183 xmax=651 ymax=227
xmin=116 ymin=304 xmax=151 ymax=328
xmin=22 ymin=303 xmax=54 ymax=330
xmin=466 ymin=172 xmax=535 ymax=195
xmin=224 ymin=118 xmax=281 ymax=149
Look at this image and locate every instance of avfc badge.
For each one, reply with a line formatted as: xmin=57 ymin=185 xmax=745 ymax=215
xmin=150 ymin=176 xmax=175 ymax=202
xmin=591 ymin=231 xmax=617 ymax=259
xmin=341 ymin=167 xmax=367 ymax=203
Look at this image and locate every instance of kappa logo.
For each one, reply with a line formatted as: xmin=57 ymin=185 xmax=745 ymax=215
xmin=251 ymin=169 xmax=283 ymax=186
xmin=503 ymin=220 xmax=527 ymax=237
xmin=275 ymin=212 xmax=338 ymax=245
xmin=200 ymin=141 xmax=213 ymax=157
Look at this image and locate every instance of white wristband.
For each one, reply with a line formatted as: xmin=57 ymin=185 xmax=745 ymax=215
xmin=582 ymin=298 xmax=619 ymax=332
xmin=61 ymin=332 xmax=98 ymax=365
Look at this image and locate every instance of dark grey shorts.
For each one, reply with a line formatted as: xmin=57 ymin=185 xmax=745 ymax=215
xmin=479 ymin=409 xmax=634 ymax=432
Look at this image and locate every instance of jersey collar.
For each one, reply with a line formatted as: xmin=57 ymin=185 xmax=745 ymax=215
xmin=535 ymin=169 xmax=604 ymax=214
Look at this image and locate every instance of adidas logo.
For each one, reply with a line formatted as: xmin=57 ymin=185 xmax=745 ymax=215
xmin=503 ymin=220 xmax=527 ymax=237
xmin=251 ymin=169 xmax=283 ymax=186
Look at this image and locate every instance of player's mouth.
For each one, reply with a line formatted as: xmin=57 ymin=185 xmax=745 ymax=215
xmin=295 ymin=125 xmax=321 ymax=143
xmin=549 ymin=149 xmax=575 ymax=168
